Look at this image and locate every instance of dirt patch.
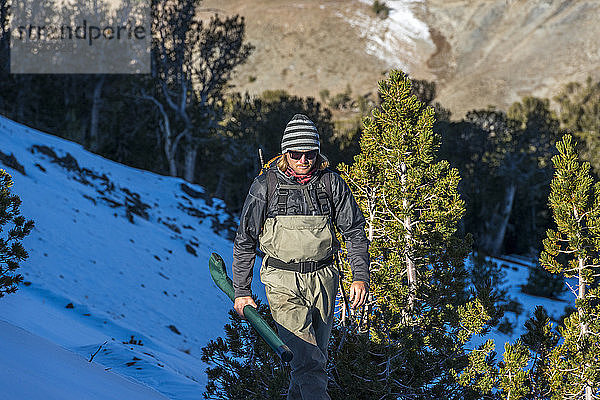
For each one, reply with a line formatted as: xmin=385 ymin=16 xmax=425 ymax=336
xmin=426 ymin=28 xmax=453 ymax=81
xmin=200 ymin=0 xmax=392 ymax=102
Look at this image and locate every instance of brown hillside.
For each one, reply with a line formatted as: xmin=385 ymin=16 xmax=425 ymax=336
xmin=201 ymin=0 xmax=600 ymax=119
xmin=424 ymin=0 xmax=600 ymax=117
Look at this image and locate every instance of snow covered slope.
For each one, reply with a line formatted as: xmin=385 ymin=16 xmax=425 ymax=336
xmin=0 ymin=115 xmax=265 ymax=399
xmin=0 ymin=320 xmax=168 ymax=400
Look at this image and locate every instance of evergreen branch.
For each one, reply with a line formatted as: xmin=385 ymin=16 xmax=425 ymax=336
xmin=575 ymin=208 xmax=595 ymax=223
xmin=565 ymin=281 xmax=579 ymax=297
xmin=556 ymin=248 xmax=580 ymax=255
xmin=380 ymin=190 xmax=403 ymax=225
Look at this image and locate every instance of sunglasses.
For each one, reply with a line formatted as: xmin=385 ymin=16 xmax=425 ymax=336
xmin=288 ymin=150 xmax=318 ymax=160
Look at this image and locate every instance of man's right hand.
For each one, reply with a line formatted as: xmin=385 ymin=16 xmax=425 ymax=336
xmin=234 ymin=296 xmax=257 ymax=318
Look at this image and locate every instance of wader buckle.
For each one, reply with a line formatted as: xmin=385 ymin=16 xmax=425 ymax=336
xmin=298 ymin=261 xmax=316 ymax=274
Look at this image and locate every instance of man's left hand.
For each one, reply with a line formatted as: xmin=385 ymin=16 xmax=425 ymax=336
xmin=348 ymin=281 xmax=369 ymax=309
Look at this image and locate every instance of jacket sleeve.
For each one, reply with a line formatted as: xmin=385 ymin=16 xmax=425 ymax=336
xmin=232 ymin=176 xmax=267 ymax=298
xmin=331 ymin=172 xmax=370 ymax=284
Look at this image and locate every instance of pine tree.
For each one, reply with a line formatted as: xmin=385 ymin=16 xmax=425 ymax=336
xmin=331 ymin=70 xmax=489 ymax=399
xmin=540 ymin=134 xmax=600 ymax=399
xmin=437 ymin=98 xmax=560 ymax=256
xmin=201 ymin=298 xmax=290 ymax=399
xmin=520 ymin=306 xmax=559 ymax=399
xmin=555 ymin=78 xmax=600 ymax=176
xmin=459 ymin=135 xmax=600 ymax=400
xmin=0 ymin=170 xmax=34 ymax=298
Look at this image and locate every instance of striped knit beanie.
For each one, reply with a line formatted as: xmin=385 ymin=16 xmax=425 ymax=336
xmin=281 ymin=114 xmax=320 ymax=153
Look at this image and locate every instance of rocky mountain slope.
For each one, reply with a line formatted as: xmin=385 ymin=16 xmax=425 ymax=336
xmin=202 ymin=0 xmax=600 ymax=118
xmin=423 ymin=0 xmax=600 ymax=117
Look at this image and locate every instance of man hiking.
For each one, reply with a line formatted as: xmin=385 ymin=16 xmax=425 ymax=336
xmin=232 ymin=113 xmax=370 ymax=400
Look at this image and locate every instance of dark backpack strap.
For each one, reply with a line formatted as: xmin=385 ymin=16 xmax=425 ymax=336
xmin=277 ymin=186 xmax=289 ymax=215
xmin=266 ymin=169 xmax=290 ymax=216
xmin=266 ymin=168 xmax=279 ymax=214
xmin=316 ymin=170 xmax=334 ymax=216
xmin=266 ymin=171 xmax=290 ymax=216
xmin=303 ymin=184 xmax=319 ymax=215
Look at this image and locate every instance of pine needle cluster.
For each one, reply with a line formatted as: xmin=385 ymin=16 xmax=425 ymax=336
xmin=541 ymin=135 xmax=600 ymax=399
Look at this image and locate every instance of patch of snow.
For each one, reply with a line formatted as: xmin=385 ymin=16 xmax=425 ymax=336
xmin=0 ymin=113 xmax=577 ymax=395
xmin=340 ymin=0 xmax=433 ymax=71
xmin=0 ymin=319 xmax=168 ymax=400
xmin=468 ymin=255 xmax=575 ymax=357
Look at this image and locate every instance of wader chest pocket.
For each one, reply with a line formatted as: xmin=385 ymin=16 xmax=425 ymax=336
xmin=259 ymin=215 xmax=334 ymax=263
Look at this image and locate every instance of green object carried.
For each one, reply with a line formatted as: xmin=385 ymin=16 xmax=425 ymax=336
xmin=208 ymin=252 xmax=293 ymax=363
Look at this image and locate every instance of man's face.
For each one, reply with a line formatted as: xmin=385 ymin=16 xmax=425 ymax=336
xmin=285 ymin=150 xmax=318 ymax=175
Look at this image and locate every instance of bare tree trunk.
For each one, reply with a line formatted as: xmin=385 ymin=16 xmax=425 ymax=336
xmin=183 ymin=142 xmax=199 ymax=182
xmin=573 ymin=204 xmax=592 ymax=400
xmin=89 ymin=75 xmax=105 ymax=152
xmin=400 ymin=161 xmax=416 ymax=308
xmin=368 ymin=202 xmax=375 ymax=242
xmin=404 ymin=213 xmax=416 ymax=308
xmin=490 ymin=183 xmax=516 ymax=254
xmin=141 ymin=93 xmax=184 ymax=177
xmin=214 ymin=169 xmax=226 ymax=200
xmin=580 ymin=256 xmax=592 ymax=400
xmin=365 ymin=188 xmax=376 ymax=331
xmin=480 ymin=183 xmax=516 ymax=255
xmin=164 ymin=127 xmax=178 ymax=177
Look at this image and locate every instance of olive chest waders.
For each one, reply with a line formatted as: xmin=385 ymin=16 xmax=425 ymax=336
xmin=259 ymin=169 xmax=338 ymax=400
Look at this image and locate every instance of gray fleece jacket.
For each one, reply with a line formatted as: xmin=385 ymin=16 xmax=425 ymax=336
xmin=232 ymin=163 xmax=370 ymax=298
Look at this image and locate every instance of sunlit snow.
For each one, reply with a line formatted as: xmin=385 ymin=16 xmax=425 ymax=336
xmin=341 ymin=0 xmax=433 ymax=71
